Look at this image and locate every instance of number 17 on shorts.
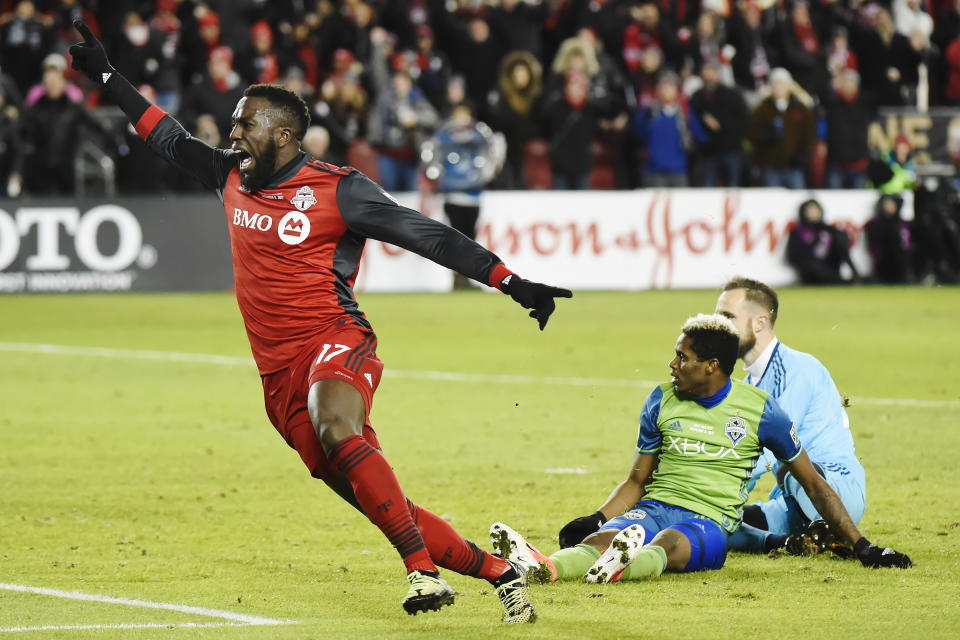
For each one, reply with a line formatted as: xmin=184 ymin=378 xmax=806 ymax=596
xmin=316 ymin=343 xmax=351 ymax=364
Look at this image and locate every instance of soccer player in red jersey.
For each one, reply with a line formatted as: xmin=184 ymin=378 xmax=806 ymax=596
xmin=70 ymin=21 xmax=571 ymax=623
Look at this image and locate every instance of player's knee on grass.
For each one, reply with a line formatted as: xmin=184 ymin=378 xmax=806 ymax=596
xmin=307 ymin=379 xmax=367 ymax=452
xmin=662 ymin=519 xmax=728 ymax=572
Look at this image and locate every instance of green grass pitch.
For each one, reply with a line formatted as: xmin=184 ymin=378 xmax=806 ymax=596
xmin=1 ymin=287 xmax=959 ymax=639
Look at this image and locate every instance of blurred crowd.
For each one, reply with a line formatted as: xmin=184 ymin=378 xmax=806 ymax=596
xmin=0 ymin=0 xmax=959 ymax=281
xmin=3 ymin=0 xmax=960 ymax=192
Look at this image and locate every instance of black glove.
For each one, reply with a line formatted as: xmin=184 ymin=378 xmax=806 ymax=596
xmin=854 ymin=537 xmax=912 ymax=569
xmin=501 ymin=274 xmax=572 ymax=331
xmin=558 ymin=510 xmax=607 ymax=548
xmin=69 ymin=19 xmax=115 ymax=83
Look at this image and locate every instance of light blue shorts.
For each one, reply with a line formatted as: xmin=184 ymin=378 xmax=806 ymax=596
xmin=598 ymin=499 xmax=728 ymax=571
xmin=760 ymin=461 xmax=866 ymax=534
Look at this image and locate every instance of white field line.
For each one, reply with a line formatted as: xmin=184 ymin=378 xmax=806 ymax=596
xmin=0 ymin=341 xmax=957 ymax=410
xmin=1 ymin=623 xmax=260 ymax=633
xmin=0 ymin=583 xmax=296 ymax=632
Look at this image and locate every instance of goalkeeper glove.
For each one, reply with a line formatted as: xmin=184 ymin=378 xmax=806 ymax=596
xmin=501 ymin=274 xmax=573 ymax=330
xmin=558 ymin=510 xmax=607 ymax=548
xmin=69 ymin=20 xmax=115 ymax=83
xmin=854 ymin=537 xmax=912 ymax=569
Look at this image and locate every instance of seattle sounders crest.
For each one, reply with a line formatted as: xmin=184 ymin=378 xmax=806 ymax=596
xmin=724 ymin=416 xmax=747 ymax=446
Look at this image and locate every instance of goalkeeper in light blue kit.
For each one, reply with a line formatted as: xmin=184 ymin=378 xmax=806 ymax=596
xmin=715 ymin=278 xmax=865 ymax=555
xmin=490 ymin=314 xmax=909 ymax=585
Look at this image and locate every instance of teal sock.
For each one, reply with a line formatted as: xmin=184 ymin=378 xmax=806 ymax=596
xmin=619 ymin=545 xmax=668 ymax=581
xmin=549 ymin=544 xmax=600 ymax=580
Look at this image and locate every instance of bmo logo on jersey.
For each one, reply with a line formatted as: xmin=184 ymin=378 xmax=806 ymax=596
xmin=277 ymin=211 xmax=311 ymax=245
xmin=232 ymin=208 xmax=311 ymax=245
xmin=232 ymin=208 xmax=273 ymax=232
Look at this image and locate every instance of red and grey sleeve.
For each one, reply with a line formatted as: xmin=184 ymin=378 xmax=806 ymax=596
xmin=102 ymin=72 xmax=234 ymax=193
xmin=336 ymin=170 xmax=515 ymax=290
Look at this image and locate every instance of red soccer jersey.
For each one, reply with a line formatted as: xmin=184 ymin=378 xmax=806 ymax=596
xmin=135 ymin=105 xmax=510 ymax=374
xmin=222 ymin=161 xmax=357 ymax=373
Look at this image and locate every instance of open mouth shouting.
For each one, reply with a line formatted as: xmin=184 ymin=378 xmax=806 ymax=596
xmin=233 ymin=148 xmax=254 ymax=172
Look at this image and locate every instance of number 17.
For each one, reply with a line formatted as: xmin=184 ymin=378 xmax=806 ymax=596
xmin=316 ymin=343 xmax=351 ymax=364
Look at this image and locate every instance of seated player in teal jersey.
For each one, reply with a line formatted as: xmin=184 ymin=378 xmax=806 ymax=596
xmin=715 ymin=277 xmax=866 ymax=556
xmin=491 ymin=314 xmax=910 ymax=584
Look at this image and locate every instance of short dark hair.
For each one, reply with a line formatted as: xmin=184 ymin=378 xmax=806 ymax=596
xmin=722 ymin=277 xmax=779 ymax=326
xmin=681 ymin=314 xmax=740 ymax=376
xmin=243 ymin=83 xmax=310 ymax=141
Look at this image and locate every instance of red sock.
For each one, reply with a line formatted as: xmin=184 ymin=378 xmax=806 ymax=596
xmin=406 ymin=499 xmax=511 ymax=582
xmin=328 ymin=435 xmax=436 ymax=574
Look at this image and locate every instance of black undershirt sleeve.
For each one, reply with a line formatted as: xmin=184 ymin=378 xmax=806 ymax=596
xmin=103 ymin=71 xmax=235 ymax=195
xmin=102 ymin=70 xmax=150 ymax=123
xmin=335 ymin=170 xmax=504 ymax=285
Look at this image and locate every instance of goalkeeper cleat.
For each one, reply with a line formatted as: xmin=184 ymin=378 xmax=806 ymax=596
xmin=778 ymin=519 xmax=855 ymax=559
xmin=781 ymin=531 xmax=823 ymax=557
xmin=495 ymin=560 xmax=537 ymax=623
xmin=805 ymin=519 xmax=856 ymax=559
xmin=402 ymin=570 xmax=455 ymax=615
xmin=584 ymin=524 xmax=646 ymax=583
xmin=490 ymin=522 xmax=558 ymax=584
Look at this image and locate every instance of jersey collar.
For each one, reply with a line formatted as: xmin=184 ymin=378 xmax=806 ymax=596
xmin=745 ymin=337 xmax=779 ymax=385
xmin=264 ymin=151 xmax=309 ymax=190
xmin=693 ymin=378 xmax=732 ymax=409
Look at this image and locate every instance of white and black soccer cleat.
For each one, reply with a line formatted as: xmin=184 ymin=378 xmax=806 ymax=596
xmin=584 ymin=524 xmax=646 ymax=583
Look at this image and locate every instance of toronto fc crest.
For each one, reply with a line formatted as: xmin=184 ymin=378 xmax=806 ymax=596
xmin=291 ymin=185 xmax=317 ymax=211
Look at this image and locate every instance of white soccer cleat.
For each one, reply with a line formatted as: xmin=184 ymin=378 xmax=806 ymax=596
xmin=490 ymin=522 xmax=557 ymax=584
xmin=583 ymin=524 xmax=646 ymax=583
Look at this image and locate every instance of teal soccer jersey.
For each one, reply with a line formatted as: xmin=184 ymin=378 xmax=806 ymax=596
xmin=637 ymin=380 xmax=801 ymax=532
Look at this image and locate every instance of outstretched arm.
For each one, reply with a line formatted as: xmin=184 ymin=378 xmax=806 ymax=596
xmin=336 ymin=170 xmax=572 ymax=329
xmin=69 ymin=20 xmax=234 ymax=194
xmin=784 ymin=451 xmax=911 ymax=568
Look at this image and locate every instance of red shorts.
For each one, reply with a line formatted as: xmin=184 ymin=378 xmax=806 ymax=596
xmin=260 ymin=325 xmax=384 ymax=479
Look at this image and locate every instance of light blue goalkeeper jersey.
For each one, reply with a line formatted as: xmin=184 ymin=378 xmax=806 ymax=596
xmin=747 ymin=340 xmax=865 ymax=485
